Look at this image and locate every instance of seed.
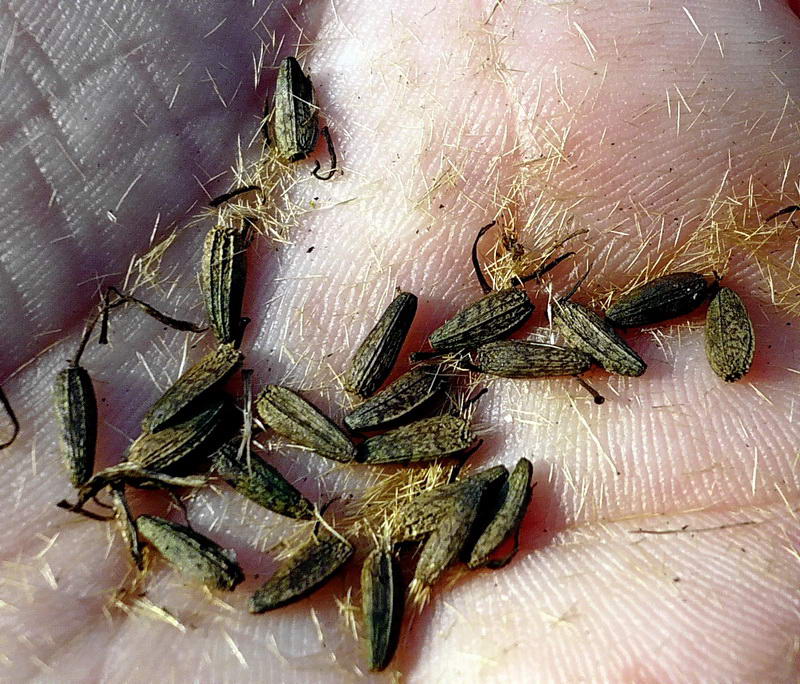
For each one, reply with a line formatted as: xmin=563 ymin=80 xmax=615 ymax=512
xmin=53 ymin=366 xmax=97 ymax=487
xmin=467 ymin=457 xmax=533 ymax=569
xmin=605 ymin=272 xmax=712 ymax=328
xmin=705 ymin=287 xmax=755 ymax=382
xmin=255 ymin=385 xmax=356 ymax=462
xmin=473 ymin=340 xmax=592 ymax=377
xmin=427 ymin=288 xmax=534 ymax=354
xmin=272 ymin=56 xmax=319 ymax=163
xmin=357 ymin=415 xmax=476 ymax=465
xmin=109 ymin=483 xmax=142 ymax=569
xmin=127 ymin=394 xmax=231 ymax=472
xmin=248 ymin=528 xmax=353 ymax=613
xmin=141 ymin=343 xmax=243 ymax=433
xmin=553 ymin=299 xmax=646 ymax=376
xmin=137 ymin=515 xmax=244 ymax=591
xmin=344 ymin=366 xmax=446 ymax=432
xmin=211 ymin=436 xmax=314 ymax=519
xmin=343 ymin=291 xmax=418 ymax=397
xmin=361 ymin=547 xmax=403 ymax=672
xmin=201 ymin=223 xmax=249 ymax=345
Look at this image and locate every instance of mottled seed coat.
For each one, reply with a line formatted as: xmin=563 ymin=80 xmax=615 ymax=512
xmin=249 ymin=529 xmax=353 ymax=613
xmin=474 ymin=340 xmax=592 ymax=378
xmin=344 ymin=366 xmax=445 ymax=432
xmin=553 ymin=299 xmax=646 ymax=376
xmin=256 ymin=385 xmax=356 ymax=462
xmin=137 ymin=515 xmax=244 ymax=590
xmin=361 ymin=547 xmax=403 ymax=672
xmin=273 ymin=56 xmax=318 ymax=162
xmin=54 ymin=366 xmax=97 ymax=487
xmin=705 ymin=287 xmax=755 ymax=382
xmin=357 ymin=415 xmax=476 ymax=464
xmin=344 ymin=291 xmax=417 ymax=397
xmin=211 ymin=436 xmax=313 ymax=519
xmin=605 ymin=272 xmax=711 ymax=327
xmin=141 ymin=343 xmax=243 ymax=433
xmin=201 ymin=224 xmax=248 ymax=345
xmin=428 ymin=288 xmax=534 ymax=353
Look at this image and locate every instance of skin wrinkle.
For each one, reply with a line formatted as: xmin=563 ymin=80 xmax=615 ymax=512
xmin=0 ymin=0 xmax=799 ymax=682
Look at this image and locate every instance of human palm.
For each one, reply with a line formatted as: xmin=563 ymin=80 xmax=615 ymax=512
xmin=1 ymin=1 xmax=799 ymax=681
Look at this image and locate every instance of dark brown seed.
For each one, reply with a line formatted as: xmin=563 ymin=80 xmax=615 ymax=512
xmin=357 ymin=415 xmax=476 ymax=465
xmin=361 ymin=547 xmax=403 ymax=672
xmin=428 ymin=288 xmax=534 ymax=353
xmin=474 ymin=340 xmax=592 ymax=378
xmin=273 ymin=56 xmax=318 ymax=162
xmin=705 ymin=287 xmax=755 ymax=382
xmin=467 ymin=457 xmax=533 ymax=569
xmin=344 ymin=366 xmax=446 ymax=432
xmin=109 ymin=484 xmax=142 ymax=569
xmin=141 ymin=343 xmax=243 ymax=433
xmin=127 ymin=394 xmax=230 ymax=472
xmin=605 ymin=272 xmax=711 ymax=328
xmin=211 ymin=436 xmax=313 ymax=519
xmin=201 ymin=223 xmax=249 ymax=345
xmin=137 ymin=515 xmax=244 ymax=591
xmin=53 ymin=366 xmax=97 ymax=487
xmin=255 ymin=385 xmax=356 ymax=462
xmin=248 ymin=529 xmax=353 ymax=613
xmin=344 ymin=291 xmax=417 ymax=397
xmin=553 ymin=299 xmax=646 ymax=377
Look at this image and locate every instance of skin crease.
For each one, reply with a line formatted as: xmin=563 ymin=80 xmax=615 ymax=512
xmin=0 ymin=0 xmax=799 ymax=681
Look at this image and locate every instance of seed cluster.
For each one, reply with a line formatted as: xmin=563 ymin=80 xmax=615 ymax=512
xmin=50 ymin=55 xmax=761 ymax=674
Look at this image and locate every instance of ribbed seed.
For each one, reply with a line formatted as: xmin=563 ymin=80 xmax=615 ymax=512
xmin=248 ymin=529 xmax=353 ymax=613
xmin=53 ymin=366 xmax=97 ymax=487
xmin=705 ymin=287 xmax=755 ymax=382
xmin=109 ymin=484 xmax=142 ymax=569
xmin=605 ymin=272 xmax=711 ymax=327
xmin=428 ymin=288 xmax=534 ymax=353
xmin=211 ymin=436 xmax=313 ymax=519
xmin=142 ymin=343 xmax=242 ymax=433
xmin=474 ymin=340 xmax=592 ymax=377
xmin=361 ymin=547 xmax=403 ymax=672
xmin=357 ymin=415 xmax=476 ymax=465
xmin=467 ymin=457 xmax=533 ymax=569
xmin=344 ymin=291 xmax=417 ymax=397
xmin=344 ymin=366 xmax=445 ymax=432
xmin=255 ymin=385 xmax=356 ymax=462
xmin=273 ymin=56 xmax=318 ymax=162
xmin=137 ymin=515 xmax=244 ymax=591
xmin=127 ymin=394 xmax=230 ymax=472
xmin=553 ymin=300 xmax=646 ymax=376
xmin=201 ymin=224 xmax=248 ymax=345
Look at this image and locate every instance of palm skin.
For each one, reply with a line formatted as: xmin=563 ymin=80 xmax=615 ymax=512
xmin=0 ymin=1 xmax=799 ymax=681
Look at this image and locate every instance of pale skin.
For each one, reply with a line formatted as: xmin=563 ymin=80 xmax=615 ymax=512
xmin=1 ymin=0 xmax=799 ymax=681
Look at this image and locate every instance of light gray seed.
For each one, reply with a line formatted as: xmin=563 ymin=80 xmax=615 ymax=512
xmin=53 ymin=366 xmax=97 ymax=487
xmin=474 ymin=340 xmax=592 ymax=378
xmin=249 ymin=529 xmax=353 ymax=613
xmin=357 ymin=415 xmax=476 ymax=464
xmin=256 ymin=385 xmax=356 ymax=462
xmin=142 ymin=343 xmax=243 ymax=433
xmin=127 ymin=394 xmax=230 ymax=472
xmin=467 ymin=457 xmax=533 ymax=569
xmin=605 ymin=272 xmax=711 ymax=328
xmin=344 ymin=291 xmax=417 ymax=397
xmin=428 ymin=288 xmax=534 ymax=353
xmin=211 ymin=436 xmax=313 ymax=519
xmin=273 ymin=56 xmax=318 ymax=162
xmin=201 ymin=224 xmax=248 ymax=345
xmin=361 ymin=547 xmax=403 ymax=672
xmin=137 ymin=515 xmax=244 ymax=591
xmin=553 ymin=299 xmax=646 ymax=376
xmin=344 ymin=366 xmax=445 ymax=432
xmin=705 ymin=287 xmax=755 ymax=382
